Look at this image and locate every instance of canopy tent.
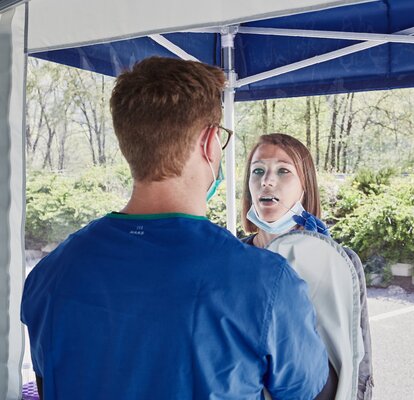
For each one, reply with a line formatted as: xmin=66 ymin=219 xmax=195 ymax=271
xmin=31 ymin=0 xmax=414 ymax=100
xmin=1 ymin=0 xmax=414 ymax=398
xmin=27 ymin=0 xmax=414 ymax=233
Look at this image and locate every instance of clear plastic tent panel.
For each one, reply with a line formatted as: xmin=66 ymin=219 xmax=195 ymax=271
xmin=0 ymin=2 xmax=26 ymax=399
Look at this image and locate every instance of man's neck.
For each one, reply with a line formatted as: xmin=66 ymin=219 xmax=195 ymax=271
xmin=120 ymin=179 xmax=207 ymax=217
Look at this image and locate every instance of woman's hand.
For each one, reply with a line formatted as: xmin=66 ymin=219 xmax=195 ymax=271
xmin=292 ymin=211 xmax=330 ymax=236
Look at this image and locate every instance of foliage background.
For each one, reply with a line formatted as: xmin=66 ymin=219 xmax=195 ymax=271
xmin=26 ymin=59 xmax=414 ymax=270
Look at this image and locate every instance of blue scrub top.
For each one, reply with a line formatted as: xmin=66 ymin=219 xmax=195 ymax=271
xmin=21 ymin=213 xmax=328 ymax=399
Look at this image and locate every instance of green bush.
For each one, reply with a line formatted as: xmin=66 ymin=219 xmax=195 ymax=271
xmin=27 ymin=167 xmax=246 ymax=248
xmin=352 ymin=167 xmax=395 ymax=195
xmin=206 ymin=184 xmax=245 ymax=237
xmin=332 ymin=182 xmax=366 ymax=219
xmin=364 ymin=254 xmax=387 ymax=275
xmin=26 ymin=164 xmax=413 ymax=264
xmin=332 ymin=179 xmax=414 ymax=263
xmin=318 ymin=173 xmax=341 ymax=220
xmin=26 ymin=168 xmax=127 ymax=248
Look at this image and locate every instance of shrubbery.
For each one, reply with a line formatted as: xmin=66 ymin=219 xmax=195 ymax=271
xmin=206 ymin=184 xmax=245 ymax=238
xmin=26 ymin=166 xmax=130 ymax=248
xmin=329 ymin=172 xmax=414 ymax=264
xmin=26 ymin=166 xmax=413 ymax=271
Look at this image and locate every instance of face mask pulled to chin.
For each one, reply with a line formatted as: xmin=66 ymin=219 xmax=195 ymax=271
xmin=247 ymin=201 xmax=305 ymax=235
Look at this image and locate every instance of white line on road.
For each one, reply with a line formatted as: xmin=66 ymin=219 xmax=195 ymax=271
xmin=369 ymin=305 xmax=414 ymax=322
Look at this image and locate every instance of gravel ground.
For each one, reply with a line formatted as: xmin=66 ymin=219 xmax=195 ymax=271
xmin=367 ymin=286 xmax=414 ymax=400
xmin=368 ymin=285 xmax=414 ymax=304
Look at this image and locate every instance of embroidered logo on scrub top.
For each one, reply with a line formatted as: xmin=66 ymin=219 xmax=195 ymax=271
xmin=130 ymin=225 xmax=145 ymax=236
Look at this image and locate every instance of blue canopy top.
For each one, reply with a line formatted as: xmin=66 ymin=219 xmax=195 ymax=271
xmin=31 ymin=0 xmax=414 ymax=100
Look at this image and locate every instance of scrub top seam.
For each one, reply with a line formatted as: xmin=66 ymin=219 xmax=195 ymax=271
xmin=258 ymin=260 xmax=285 ymax=356
xmin=106 ymin=212 xmax=208 ymax=221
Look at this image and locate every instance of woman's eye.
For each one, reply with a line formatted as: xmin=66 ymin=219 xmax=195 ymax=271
xmin=278 ymin=168 xmax=290 ymax=175
xmin=252 ymin=168 xmax=265 ymax=175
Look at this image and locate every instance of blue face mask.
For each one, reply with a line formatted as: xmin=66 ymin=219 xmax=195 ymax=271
xmin=247 ymin=201 xmax=305 ymax=235
xmin=205 ymin=133 xmax=224 ymax=202
xmin=206 ymin=163 xmax=224 ymax=202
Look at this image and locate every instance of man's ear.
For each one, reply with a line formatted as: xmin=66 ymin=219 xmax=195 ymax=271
xmin=200 ymin=126 xmax=218 ymax=162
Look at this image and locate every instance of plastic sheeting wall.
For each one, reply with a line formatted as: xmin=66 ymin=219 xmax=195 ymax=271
xmin=0 ymin=3 xmax=26 ymax=399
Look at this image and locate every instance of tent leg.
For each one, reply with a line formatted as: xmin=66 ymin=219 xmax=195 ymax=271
xmin=221 ymin=26 xmax=238 ymax=235
xmin=223 ymin=87 xmax=236 ymax=235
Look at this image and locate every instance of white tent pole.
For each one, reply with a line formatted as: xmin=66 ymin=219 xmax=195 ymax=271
xmin=238 ymin=26 xmax=414 ymax=44
xmin=236 ymin=26 xmax=414 ymax=88
xmin=148 ymin=30 xmax=238 ymax=234
xmin=149 ymin=34 xmax=200 ymax=61
xmin=221 ymin=26 xmax=238 ymax=235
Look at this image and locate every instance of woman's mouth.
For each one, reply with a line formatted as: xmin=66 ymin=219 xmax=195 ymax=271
xmin=258 ymin=196 xmax=280 ymax=207
xmin=259 ymin=196 xmax=279 ymax=203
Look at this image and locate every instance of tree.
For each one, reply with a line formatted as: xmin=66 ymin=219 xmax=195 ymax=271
xmin=305 ymin=97 xmax=311 ymax=148
xmin=26 ymin=59 xmax=76 ymax=171
xmin=312 ymin=97 xmax=322 ymax=168
xmin=261 ymin=100 xmax=268 ymax=133
xmin=69 ymin=70 xmax=113 ymax=166
xmin=27 ymin=59 xmax=414 ymax=178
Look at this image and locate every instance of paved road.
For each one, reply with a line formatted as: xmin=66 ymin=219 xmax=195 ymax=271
xmin=368 ymin=287 xmax=414 ymax=400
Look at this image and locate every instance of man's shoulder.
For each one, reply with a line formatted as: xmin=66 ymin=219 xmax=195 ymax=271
xmin=28 ymin=217 xmax=106 ymax=273
xmin=210 ymin=227 xmax=290 ymax=284
xmin=209 ymin=224 xmax=287 ymax=264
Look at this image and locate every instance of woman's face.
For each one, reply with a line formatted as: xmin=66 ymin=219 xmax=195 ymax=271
xmin=249 ymin=144 xmax=303 ymax=222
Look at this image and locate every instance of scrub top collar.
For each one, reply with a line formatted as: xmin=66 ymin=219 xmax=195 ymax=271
xmin=107 ymin=212 xmax=208 ymax=221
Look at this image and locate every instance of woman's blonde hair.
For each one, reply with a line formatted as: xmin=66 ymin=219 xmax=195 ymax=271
xmin=241 ymin=133 xmax=321 ymax=233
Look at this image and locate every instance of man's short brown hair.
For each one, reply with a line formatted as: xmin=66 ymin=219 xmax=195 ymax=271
xmin=110 ymin=57 xmax=225 ymax=181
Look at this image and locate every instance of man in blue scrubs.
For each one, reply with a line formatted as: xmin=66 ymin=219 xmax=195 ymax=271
xmin=21 ymin=57 xmax=336 ymax=399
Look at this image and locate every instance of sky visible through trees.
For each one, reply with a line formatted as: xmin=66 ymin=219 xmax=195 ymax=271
xmin=26 ymin=58 xmax=414 ymax=235
xmin=25 ymin=59 xmax=414 ymax=264
xmin=26 ymin=58 xmax=414 ymax=179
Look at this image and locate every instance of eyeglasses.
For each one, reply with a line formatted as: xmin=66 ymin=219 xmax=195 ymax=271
xmin=213 ymin=125 xmax=233 ymax=150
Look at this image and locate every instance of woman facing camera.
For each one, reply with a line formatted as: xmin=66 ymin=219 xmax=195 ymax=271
xmin=241 ymin=133 xmax=328 ymax=246
xmin=240 ymin=133 xmax=373 ymax=400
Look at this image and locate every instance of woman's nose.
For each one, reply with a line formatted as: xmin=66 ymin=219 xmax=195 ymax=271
xmin=261 ymin=172 xmax=276 ymax=187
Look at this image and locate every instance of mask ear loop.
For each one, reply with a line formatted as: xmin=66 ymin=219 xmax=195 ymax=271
xmin=203 ymin=127 xmax=222 ymax=182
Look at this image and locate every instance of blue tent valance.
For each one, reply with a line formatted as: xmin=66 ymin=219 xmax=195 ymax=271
xmin=31 ymin=0 xmax=414 ymax=100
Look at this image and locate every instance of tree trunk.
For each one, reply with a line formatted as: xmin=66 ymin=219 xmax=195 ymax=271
xmin=312 ymin=97 xmax=321 ymax=168
xmin=58 ymin=118 xmax=68 ymax=171
xmin=98 ymin=75 xmax=106 ymax=165
xmin=42 ymin=126 xmax=55 ymax=169
xmin=337 ymin=94 xmax=349 ymax=172
xmin=324 ymin=134 xmax=331 ymax=171
xmin=261 ymin=100 xmax=268 ymax=133
xmin=354 ymin=145 xmax=362 ymax=171
xmin=342 ymin=93 xmax=355 ymax=173
xmin=26 ymin=119 xmax=32 ymax=156
xmin=305 ymin=97 xmax=311 ymax=148
xmin=324 ymin=95 xmax=339 ymax=172
xmin=331 ymin=96 xmax=341 ymax=171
